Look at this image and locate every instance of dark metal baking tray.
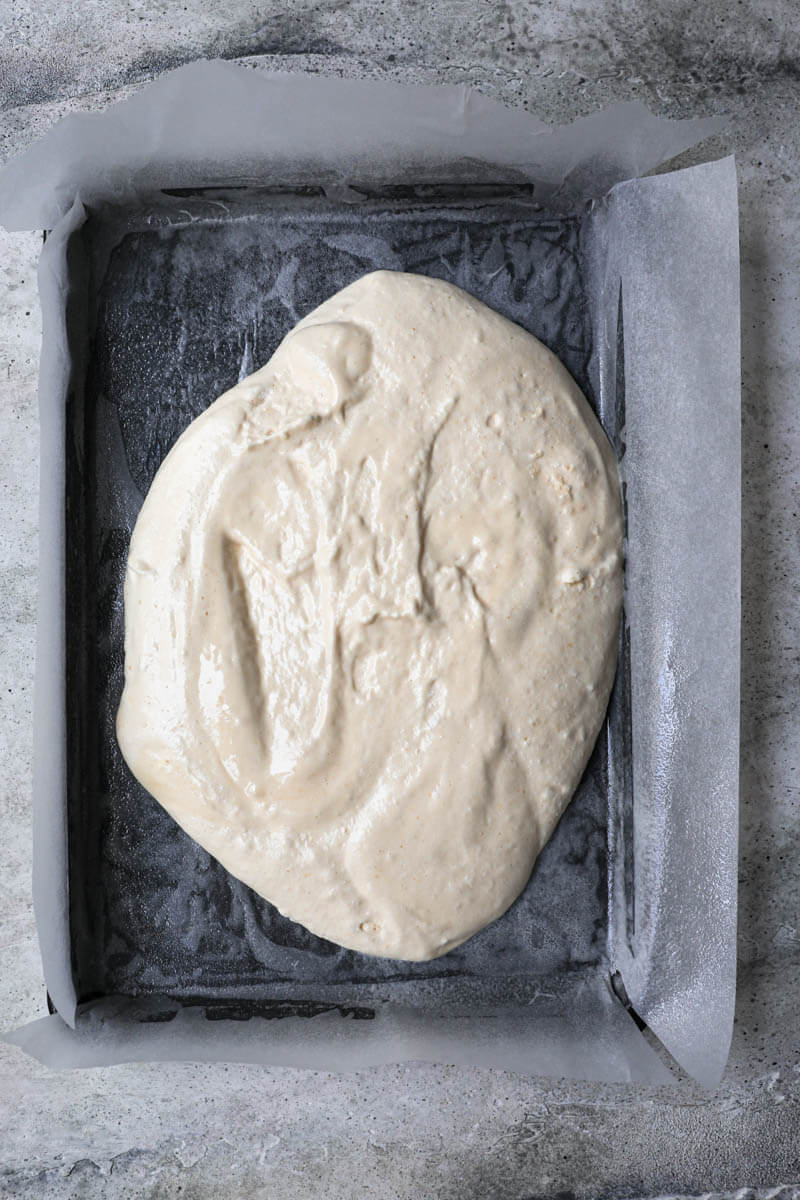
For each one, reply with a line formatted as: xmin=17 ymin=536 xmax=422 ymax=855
xmin=63 ymin=186 xmax=628 ymax=1017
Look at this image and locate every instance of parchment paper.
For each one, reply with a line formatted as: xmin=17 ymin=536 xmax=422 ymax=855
xmin=0 ymin=61 xmax=723 ymax=229
xmin=0 ymin=63 xmax=740 ymax=1086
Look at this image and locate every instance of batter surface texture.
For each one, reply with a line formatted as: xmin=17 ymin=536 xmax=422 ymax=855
xmin=117 ymin=270 xmax=622 ymax=960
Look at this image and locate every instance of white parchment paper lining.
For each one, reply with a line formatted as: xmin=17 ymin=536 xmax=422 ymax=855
xmin=0 ymin=62 xmax=740 ymax=1086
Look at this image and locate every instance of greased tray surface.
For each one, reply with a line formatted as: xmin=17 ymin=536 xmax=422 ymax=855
xmin=66 ymin=189 xmax=620 ymax=1008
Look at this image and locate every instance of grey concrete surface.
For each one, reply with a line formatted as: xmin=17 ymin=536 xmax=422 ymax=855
xmin=1 ymin=2 xmax=799 ymax=1197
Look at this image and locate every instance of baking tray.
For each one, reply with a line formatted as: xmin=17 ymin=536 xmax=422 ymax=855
xmin=64 ymin=186 xmax=626 ymax=1013
xmin=0 ymin=69 xmax=740 ymax=1083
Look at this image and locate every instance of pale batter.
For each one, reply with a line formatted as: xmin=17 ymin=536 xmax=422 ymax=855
xmin=117 ymin=270 xmax=623 ymax=960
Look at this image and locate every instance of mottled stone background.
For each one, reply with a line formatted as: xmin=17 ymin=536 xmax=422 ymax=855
xmin=1 ymin=2 xmax=799 ymax=1197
